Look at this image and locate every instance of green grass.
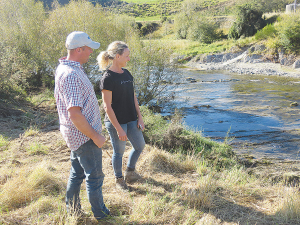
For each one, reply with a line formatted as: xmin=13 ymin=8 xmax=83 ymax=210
xmin=127 ymin=0 xmax=163 ymax=3
xmin=126 ymin=0 xmax=177 ymax=4
xmin=26 ymin=142 xmax=49 ymax=155
xmin=135 ymin=15 xmax=162 ymax=22
xmin=0 ymin=135 xmax=9 ymax=149
xmin=143 ymin=35 xmax=258 ymax=57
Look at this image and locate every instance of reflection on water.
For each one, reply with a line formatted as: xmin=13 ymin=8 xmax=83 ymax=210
xmin=175 ymin=69 xmax=300 ymax=160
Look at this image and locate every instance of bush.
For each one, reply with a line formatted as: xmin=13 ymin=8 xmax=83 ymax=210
xmin=174 ymin=13 xmax=190 ymax=39
xmin=0 ymin=0 xmax=48 ymax=90
xmin=188 ymin=19 xmax=223 ymax=44
xmin=175 ymin=13 xmax=223 ymax=43
xmin=255 ymin=24 xmax=277 ymax=40
xmin=0 ymin=0 xmax=137 ymax=93
xmin=228 ymin=4 xmax=266 ymax=39
xmin=127 ymin=39 xmax=181 ymax=106
xmin=276 ymin=14 xmax=300 ymax=52
xmin=139 ymin=22 xmax=160 ymax=36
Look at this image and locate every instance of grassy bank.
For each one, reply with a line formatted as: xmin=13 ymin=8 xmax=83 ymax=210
xmin=0 ymin=91 xmax=299 ymax=224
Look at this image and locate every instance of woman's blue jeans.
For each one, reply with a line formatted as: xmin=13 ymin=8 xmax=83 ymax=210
xmin=105 ymin=120 xmax=145 ymax=178
xmin=66 ymin=139 xmax=109 ymax=220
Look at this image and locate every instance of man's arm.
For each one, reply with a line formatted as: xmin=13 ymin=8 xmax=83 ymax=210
xmin=68 ymin=106 xmax=106 ymax=148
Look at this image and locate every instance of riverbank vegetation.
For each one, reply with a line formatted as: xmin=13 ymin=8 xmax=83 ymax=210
xmin=1 ymin=91 xmax=300 ymax=224
xmin=1 ymin=0 xmax=300 ymax=224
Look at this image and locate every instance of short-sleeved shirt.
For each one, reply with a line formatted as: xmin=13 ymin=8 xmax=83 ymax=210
xmin=100 ymin=69 xmax=137 ymax=124
xmin=54 ymin=58 xmax=102 ymax=151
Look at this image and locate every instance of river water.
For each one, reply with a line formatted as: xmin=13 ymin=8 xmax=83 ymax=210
xmin=173 ymin=69 xmax=300 ymax=160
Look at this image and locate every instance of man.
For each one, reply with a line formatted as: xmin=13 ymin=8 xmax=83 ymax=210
xmin=54 ymin=31 xmax=110 ymax=220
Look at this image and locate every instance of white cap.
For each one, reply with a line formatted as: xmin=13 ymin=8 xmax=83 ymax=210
xmin=65 ymin=31 xmax=100 ymax=50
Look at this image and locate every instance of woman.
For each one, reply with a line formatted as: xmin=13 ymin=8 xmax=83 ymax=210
xmin=97 ymin=41 xmax=145 ymax=192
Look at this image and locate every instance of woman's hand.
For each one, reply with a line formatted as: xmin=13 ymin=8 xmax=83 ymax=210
xmin=117 ymin=128 xmax=127 ymax=141
xmin=137 ymin=118 xmax=145 ymax=131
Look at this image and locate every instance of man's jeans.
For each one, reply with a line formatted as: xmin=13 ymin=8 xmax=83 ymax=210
xmin=105 ymin=120 xmax=145 ymax=178
xmin=66 ymin=139 xmax=109 ymax=220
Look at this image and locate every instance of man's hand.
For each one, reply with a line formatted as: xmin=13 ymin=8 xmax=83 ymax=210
xmin=68 ymin=106 xmax=106 ymax=148
xmin=92 ymin=134 xmax=106 ymax=148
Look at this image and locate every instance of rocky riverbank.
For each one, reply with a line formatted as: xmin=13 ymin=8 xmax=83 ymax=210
xmin=178 ymin=46 xmax=300 ymax=186
xmin=183 ymin=45 xmax=300 ymax=77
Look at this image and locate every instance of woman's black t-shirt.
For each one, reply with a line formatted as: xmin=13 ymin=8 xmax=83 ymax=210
xmin=100 ymin=69 xmax=137 ymax=124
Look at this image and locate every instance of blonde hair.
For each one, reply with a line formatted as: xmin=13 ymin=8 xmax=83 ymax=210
xmin=97 ymin=41 xmax=128 ymax=70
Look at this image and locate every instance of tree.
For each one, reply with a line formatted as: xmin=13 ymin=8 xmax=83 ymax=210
xmin=127 ymin=39 xmax=181 ymax=107
xmin=0 ymin=0 xmax=47 ymax=90
xmin=228 ymin=4 xmax=266 ymax=39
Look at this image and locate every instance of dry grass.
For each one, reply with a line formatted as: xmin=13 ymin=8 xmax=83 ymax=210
xmin=0 ymin=106 xmax=300 ymax=224
xmin=277 ymin=187 xmax=300 ymax=221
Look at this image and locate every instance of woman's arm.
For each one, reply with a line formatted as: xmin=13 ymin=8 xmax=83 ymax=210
xmin=102 ymin=89 xmax=127 ymax=141
xmin=134 ymin=93 xmax=145 ymax=131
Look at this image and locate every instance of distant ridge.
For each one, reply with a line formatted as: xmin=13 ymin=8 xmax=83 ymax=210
xmin=40 ymin=0 xmax=121 ymax=9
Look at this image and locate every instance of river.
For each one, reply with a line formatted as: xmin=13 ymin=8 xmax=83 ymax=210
xmin=172 ymin=69 xmax=300 ymax=160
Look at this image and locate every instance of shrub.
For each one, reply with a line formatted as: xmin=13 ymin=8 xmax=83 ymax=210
xmin=276 ymin=14 xmax=300 ymax=53
xmin=255 ymin=24 xmax=277 ymax=40
xmin=228 ymin=4 xmax=266 ymax=39
xmin=175 ymin=12 xmax=223 ymax=43
xmin=127 ymin=39 xmax=181 ymax=106
xmin=0 ymin=0 xmax=47 ymax=90
xmin=0 ymin=0 xmax=137 ymax=93
xmin=174 ymin=13 xmax=190 ymax=39
xmin=188 ymin=19 xmax=223 ymax=44
xmin=44 ymin=1 xmax=136 ymax=79
xmin=139 ymin=22 xmax=160 ymax=36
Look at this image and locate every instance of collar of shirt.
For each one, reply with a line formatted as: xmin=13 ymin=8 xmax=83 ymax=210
xmin=58 ymin=57 xmax=83 ymax=69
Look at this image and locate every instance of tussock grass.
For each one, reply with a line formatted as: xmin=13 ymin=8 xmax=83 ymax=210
xmin=26 ymin=89 xmax=55 ymax=107
xmin=277 ymin=187 xmax=300 ymax=220
xmin=182 ymin=174 xmax=216 ymax=209
xmin=26 ymin=141 xmax=49 ymax=155
xmin=195 ymin=213 xmax=222 ymax=225
xmin=139 ymin=147 xmax=196 ymax=173
xmin=23 ymin=126 xmax=40 ymax=137
xmin=0 ymin=135 xmax=9 ymax=151
xmin=0 ymin=161 xmax=64 ymax=211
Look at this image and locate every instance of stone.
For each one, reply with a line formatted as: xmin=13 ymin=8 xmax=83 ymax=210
xmin=254 ymin=44 xmax=266 ymax=52
xmin=293 ymin=59 xmax=300 ymax=69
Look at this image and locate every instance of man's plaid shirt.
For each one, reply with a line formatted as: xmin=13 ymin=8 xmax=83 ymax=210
xmin=54 ymin=58 xmax=102 ymax=151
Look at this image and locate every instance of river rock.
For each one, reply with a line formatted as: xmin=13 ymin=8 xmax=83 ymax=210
xmin=280 ymin=55 xmax=295 ymax=66
xmin=186 ymin=77 xmax=197 ymax=82
xmin=292 ymin=59 xmax=300 ymax=69
xmin=243 ymin=54 xmax=263 ymax=63
xmin=254 ymin=44 xmax=266 ymax=52
xmin=290 ymin=102 xmax=298 ymax=107
xmin=170 ymin=54 xmax=186 ymax=64
xmin=202 ymin=54 xmax=224 ymax=63
xmin=222 ymin=52 xmax=243 ymax=62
